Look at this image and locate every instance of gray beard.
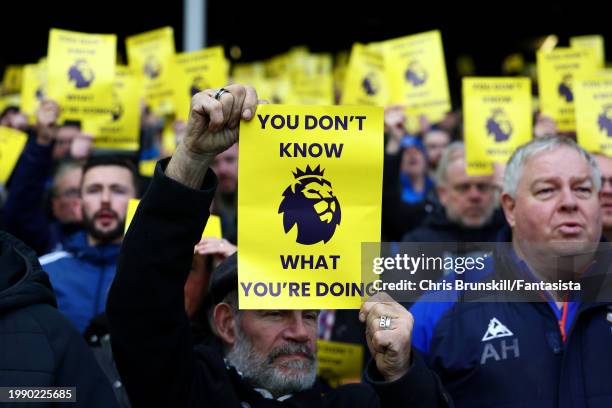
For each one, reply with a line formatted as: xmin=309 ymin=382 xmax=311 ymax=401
xmin=225 ymin=325 xmax=317 ymax=398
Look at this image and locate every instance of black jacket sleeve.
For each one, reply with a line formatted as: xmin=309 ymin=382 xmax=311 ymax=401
xmin=363 ymin=348 xmax=453 ymax=408
xmin=107 ymin=159 xmax=217 ymax=407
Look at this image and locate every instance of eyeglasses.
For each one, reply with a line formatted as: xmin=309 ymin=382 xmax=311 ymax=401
xmin=601 ymin=177 xmax=612 ymax=188
xmin=452 ymin=183 xmax=496 ymax=194
xmin=53 ymin=188 xmax=80 ymax=199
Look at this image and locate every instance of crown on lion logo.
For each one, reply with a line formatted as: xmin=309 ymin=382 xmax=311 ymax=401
xmin=292 ymin=165 xmax=325 ymax=179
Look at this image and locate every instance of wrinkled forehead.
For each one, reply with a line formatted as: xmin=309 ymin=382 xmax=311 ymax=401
xmin=520 ymin=147 xmax=593 ymax=186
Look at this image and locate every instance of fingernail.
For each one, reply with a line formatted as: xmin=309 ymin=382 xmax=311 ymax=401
xmin=242 ymin=109 xmax=252 ymax=120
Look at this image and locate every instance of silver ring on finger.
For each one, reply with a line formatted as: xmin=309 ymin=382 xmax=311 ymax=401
xmin=214 ymin=88 xmax=229 ymax=100
xmin=379 ymin=315 xmax=392 ymax=330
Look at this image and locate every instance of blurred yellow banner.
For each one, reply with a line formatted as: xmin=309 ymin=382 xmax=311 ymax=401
xmin=47 ymin=28 xmax=116 ymax=123
xmin=341 ymin=44 xmax=388 ymax=106
xmin=20 ymin=62 xmax=47 ymax=123
xmin=384 ymin=31 xmax=451 ymax=124
xmin=463 ymin=77 xmax=532 ymax=175
xmin=126 ymin=27 xmax=176 ymax=115
xmin=537 ymin=47 xmax=598 ymax=131
xmin=317 ymin=340 xmax=364 ymax=387
xmin=575 ymin=75 xmax=612 ymax=155
xmin=174 ymin=46 xmax=228 ymax=121
xmin=570 ymin=35 xmax=606 ymax=69
xmin=0 ymin=127 xmax=28 ymax=184
xmin=2 ymin=65 xmax=23 ymax=94
xmin=238 ymin=104 xmax=383 ymax=309
xmin=83 ymin=66 xmax=142 ymax=151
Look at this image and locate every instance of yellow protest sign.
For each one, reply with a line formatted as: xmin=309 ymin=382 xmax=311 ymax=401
xmin=383 ymin=31 xmax=451 ymax=124
xmin=0 ymin=127 xmax=28 ymax=184
xmin=2 ymin=65 xmax=23 ymax=94
xmin=317 ymin=340 xmax=364 ymax=387
xmin=83 ymin=66 xmax=142 ymax=151
xmin=126 ymin=27 xmax=176 ymax=115
xmin=575 ymin=75 xmax=612 ymax=154
xmin=571 ymin=35 xmax=605 ymax=69
xmin=286 ymin=74 xmax=334 ymax=106
xmin=174 ymin=46 xmax=228 ymax=121
xmin=124 ymin=198 xmax=222 ymax=239
xmin=20 ymin=62 xmax=47 ymax=123
xmin=537 ymin=47 xmax=598 ymax=132
xmin=47 ymin=28 xmax=116 ymax=123
xmin=341 ymin=44 xmax=388 ymax=106
xmin=463 ymin=77 xmax=532 ymax=175
xmin=138 ymin=160 xmax=157 ymax=177
xmin=238 ymin=105 xmax=383 ymax=309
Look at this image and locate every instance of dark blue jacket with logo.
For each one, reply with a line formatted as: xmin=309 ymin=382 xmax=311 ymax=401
xmin=409 ymin=235 xmax=612 ymax=408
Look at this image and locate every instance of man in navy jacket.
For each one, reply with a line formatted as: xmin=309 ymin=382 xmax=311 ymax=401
xmin=410 ymin=136 xmax=612 ymax=407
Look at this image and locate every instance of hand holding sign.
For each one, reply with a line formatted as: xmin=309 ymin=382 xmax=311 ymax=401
xmin=35 ymin=99 xmax=60 ymax=145
xmin=166 ymin=84 xmax=259 ymax=189
xmin=359 ymin=292 xmax=413 ymax=382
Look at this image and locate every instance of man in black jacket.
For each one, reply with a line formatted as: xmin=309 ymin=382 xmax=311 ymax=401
xmin=107 ymin=85 xmax=451 ymax=407
xmin=0 ymin=230 xmax=119 ymax=407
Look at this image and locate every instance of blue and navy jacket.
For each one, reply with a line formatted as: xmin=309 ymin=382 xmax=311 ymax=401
xmin=40 ymin=230 xmax=120 ymax=333
xmin=409 ymin=239 xmax=612 ymax=407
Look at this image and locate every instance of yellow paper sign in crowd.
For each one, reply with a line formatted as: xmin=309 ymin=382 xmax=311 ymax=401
xmin=83 ymin=65 xmax=142 ymax=151
xmin=570 ymin=35 xmax=606 ymax=69
xmin=575 ymin=74 xmax=612 ymax=155
xmin=47 ymin=28 xmax=116 ymax=123
xmin=384 ymin=30 xmax=451 ymax=126
xmin=238 ymin=104 xmax=383 ymax=309
xmin=20 ymin=61 xmax=47 ymax=123
xmin=124 ymin=198 xmax=222 ymax=239
xmin=317 ymin=340 xmax=364 ymax=387
xmin=174 ymin=46 xmax=228 ymax=121
xmin=0 ymin=127 xmax=28 ymax=184
xmin=537 ymin=47 xmax=598 ymax=132
xmin=341 ymin=44 xmax=388 ymax=106
xmin=2 ymin=65 xmax=23 ymax=94
xmin=126 ymin=27 xmax=176 ymax=115
xmin=463 ymin=77 xmax=532 ymax=175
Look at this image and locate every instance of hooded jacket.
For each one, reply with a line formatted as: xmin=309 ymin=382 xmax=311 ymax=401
xmin=0 ymin=230 xmax=119 ymax=407
xmin=40 ymin=230 xmax=120 ymax=333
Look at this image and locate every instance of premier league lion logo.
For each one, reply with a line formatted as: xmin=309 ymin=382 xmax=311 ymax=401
xmin=362 ymin=72 xmax=380 ymax=96
xmin=486 ymin=108 xmax=513 ymax=142
xmin=278 ymin=165 xmax=341 ymax=245
xmin=68 ymin=59 xmax=95 ymax=89
xmin=144 ymin=56 xmax=162 ymax=79
xmin=598 ymin=105 xmax=612 ymax=137
xmin=558 ymin=74 xmax=574 ymax=102
xmin=190 ymin=75 xmax=209 ymax=97
xmin=405 ymin=60 xmax=428 ymax=86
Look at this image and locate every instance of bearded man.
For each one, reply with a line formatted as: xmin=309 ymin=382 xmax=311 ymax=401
xmin=41 ymin=156 xmax=139 ymax=333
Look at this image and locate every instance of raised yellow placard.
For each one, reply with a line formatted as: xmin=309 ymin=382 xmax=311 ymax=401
xmin=463 ymin=77 xmax=532 ymax=175
xmin=575 ymin=75 xmax=612 ymax=154
xmin=341 ymin=44 xmax=389 ymax=106
xmin=125 ymin=197 xmax=222 ymax=239
xmin=570 ymin=35 xmax=605 ymax=69
xmin=317 ymin=339 xmax=364 ymax=387
xmin=20 ymin=62 xmax=47 ymax=123
xmin=0 ymin=127 xmax=28 ymax=184
xmin=383 ymin=31 xmax=451 ymax=123
xmin=537 ymin=47 xmax=598 ymax=131
xmin=238 ymin=104 xmax=383 ymax=309
xmin=126 ymin=27 xmax=176 ymax=115
xmin=174 ymin=46 xmax=228 ymax=121
xmin=83 ymin=66 xmax=142 ymax=151
xmin=2 ymin=65 xmax=23 ymax=94
xmin=47 ymin=29 xmax=116 ymax=123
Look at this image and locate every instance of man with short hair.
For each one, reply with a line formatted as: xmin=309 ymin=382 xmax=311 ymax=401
xmin=41 ymin=155 xmax=138 ymax=333
xmin=594 ymin=153 xmax=612 ymax=242
xmin=402 ymin=142 xmax=505 ymax=243
xmin=2 ymin=100 xmax=85 ymax=255
xmin=423 ymin=127 xmax=450 ymax=175
xmin=107 ymin=85 xmax=450 ymax=407
xmin=410 ymin=136 xmax=612 ymax=406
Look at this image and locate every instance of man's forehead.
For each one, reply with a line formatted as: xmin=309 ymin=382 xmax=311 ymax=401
xmin=521 ymin=147 xmax=592 ymax=184
xmin=447 ymin=159 xmax=492 ymax=182
xmin=82 ymin=165 xmax=132 ymax=184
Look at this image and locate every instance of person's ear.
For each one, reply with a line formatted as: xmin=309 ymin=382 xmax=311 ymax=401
xmin=500 ymin=192 xmax=516 ymax=227
xmin=213 ymin=303 xmax=238 ymax=346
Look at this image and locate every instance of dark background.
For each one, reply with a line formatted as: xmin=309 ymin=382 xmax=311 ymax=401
xmin=1 ymin=1 xmax=610 ymax=103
